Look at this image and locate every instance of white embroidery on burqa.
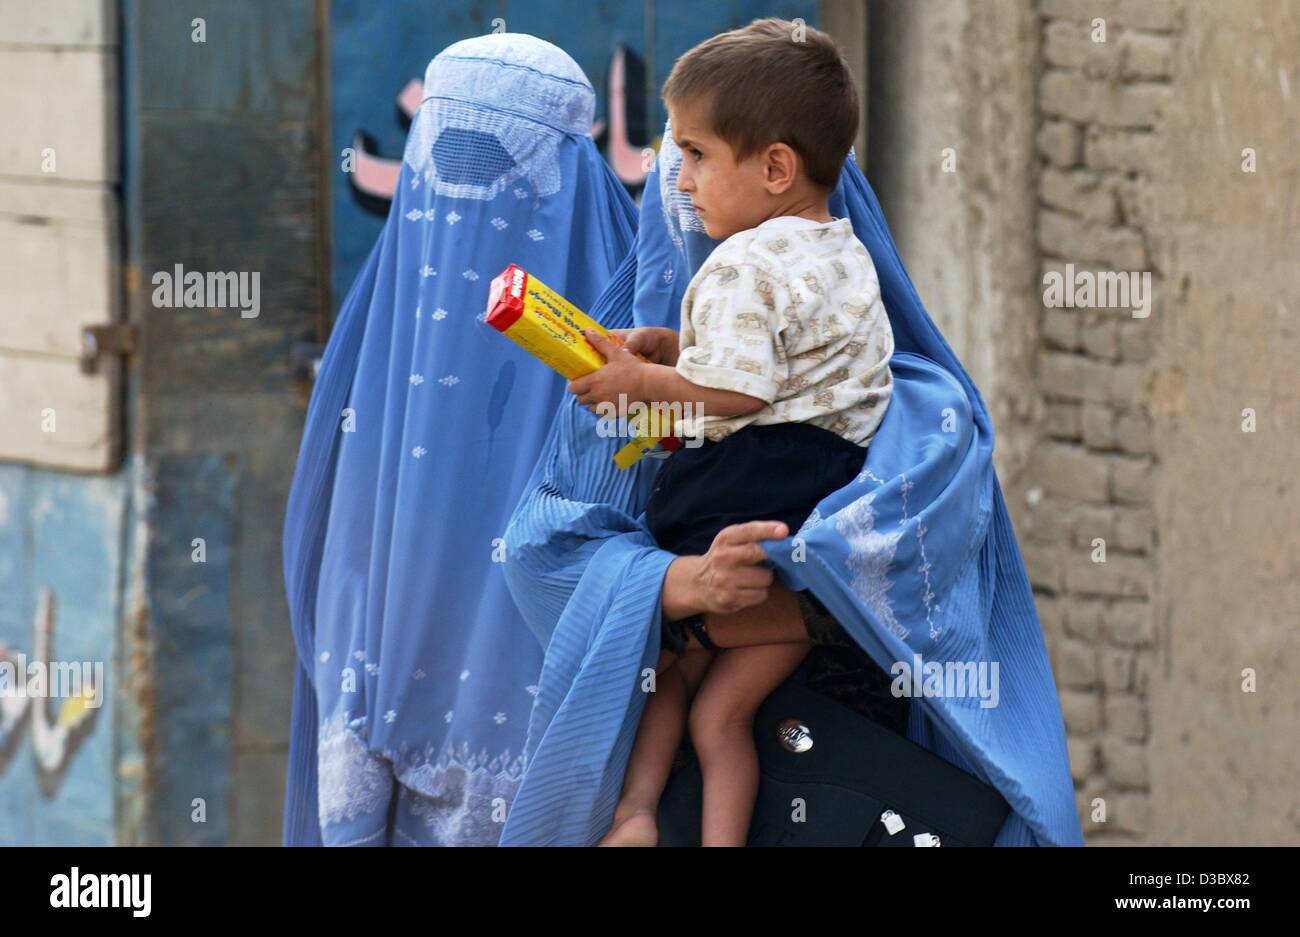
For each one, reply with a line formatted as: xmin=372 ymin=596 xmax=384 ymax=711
xmin=319 ymin=710 xmax=526 ymax=845
xmin=317 ymin=713 xmax=393 ymax=829
xmin=395 ymin=741 xmax=526 ymax=846
xmin=857 ymin=464 xmax=888 ymax=486
xmin=899 ymin=475 xmax=943 ymax=640
xmin=835 ymin=491 xmax=908 ymax=639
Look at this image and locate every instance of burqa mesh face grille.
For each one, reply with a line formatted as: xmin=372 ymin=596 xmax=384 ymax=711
xmin=402 ymin=35 xmax=595 ymax=201
xmin=429 ymin=126 xmax=518 ymax=187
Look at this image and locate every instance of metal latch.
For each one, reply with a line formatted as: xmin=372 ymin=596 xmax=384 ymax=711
xmin=80 ymin=323 xmax=138 ymax=375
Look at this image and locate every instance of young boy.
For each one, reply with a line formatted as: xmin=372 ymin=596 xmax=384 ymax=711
xmin=567 ymin=17 xmax=895 ymax=846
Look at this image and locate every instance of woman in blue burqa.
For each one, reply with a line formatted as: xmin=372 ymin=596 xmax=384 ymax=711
xmin=280 ymin=34 xmax=637 ymax=845
xmin=285 ymin=33 xmax=1083 ymax=848
xmin=494 ymin=132 xmax=1084 ymax=846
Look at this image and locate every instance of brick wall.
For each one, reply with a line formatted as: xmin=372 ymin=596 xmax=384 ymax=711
xmin=1022 ymin=0 xmax=1186 ymax=844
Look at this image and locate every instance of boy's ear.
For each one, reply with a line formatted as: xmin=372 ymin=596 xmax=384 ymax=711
xmin=762 ymin=143 xmax=799 ymax=195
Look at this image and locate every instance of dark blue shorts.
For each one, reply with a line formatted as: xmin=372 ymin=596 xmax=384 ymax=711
xmin=644 ymin=421 xmax=868 ymax=557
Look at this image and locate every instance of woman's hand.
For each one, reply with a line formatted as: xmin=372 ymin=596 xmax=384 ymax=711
xmin=662 ymin=520 xmax=790 ymax=618
xmin=609 ymin=327 xmax=681 ymax=367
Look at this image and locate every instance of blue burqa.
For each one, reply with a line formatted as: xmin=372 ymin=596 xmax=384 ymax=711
xmin=497 ymin=126 xmax=1084 ymax=846
xmin=281 ymin=34 xmax=637 ymax=846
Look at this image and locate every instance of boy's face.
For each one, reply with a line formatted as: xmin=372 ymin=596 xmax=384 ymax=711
xmin=668 ymin=100 xmax=772 ymax=241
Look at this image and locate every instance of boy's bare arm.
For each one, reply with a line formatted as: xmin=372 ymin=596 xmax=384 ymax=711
xmin=620 ymin=326 xmax=771 ymax=418
xmin=637 ymin=362 xmax=767 ymax=419
xmin=571 ymin=329 xmax=762 ymax=417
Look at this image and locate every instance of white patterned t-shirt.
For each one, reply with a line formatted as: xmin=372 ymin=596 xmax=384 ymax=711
xmin=674 ymin=214 xmax=894 ymax=445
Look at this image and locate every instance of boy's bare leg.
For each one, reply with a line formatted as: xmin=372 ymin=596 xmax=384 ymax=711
xmin=689 ymin=639 xmax=812 ymax=846
xmin=687 ymin=579 xmax=808 ymax=649
xmin=602 ymin=580 xmax=813 ymax=844
xmin=599 ymin=647 xmax=714 ymax=846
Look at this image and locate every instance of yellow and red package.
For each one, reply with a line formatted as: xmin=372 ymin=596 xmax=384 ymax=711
xmin=485 ymin=264 xmax=681 ymax=468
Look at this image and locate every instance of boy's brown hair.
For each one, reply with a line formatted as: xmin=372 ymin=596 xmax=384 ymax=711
xmin=662 ymin=17 xmax=858 ymax=190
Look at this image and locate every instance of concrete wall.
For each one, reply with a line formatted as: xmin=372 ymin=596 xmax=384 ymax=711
xmin=867 ymin=0 xmax=1042 ymax=486
xmin=1144 ymin=0 xmax=1300 ymax=844
xmin=867 ymin=0 xmax=1299 ymax=844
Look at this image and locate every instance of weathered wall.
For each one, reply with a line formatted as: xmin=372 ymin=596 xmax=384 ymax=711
xmin=0 ymin=0 xmax=124 ymax=846
xmin=0 ymin=467 xmax=124 ymax=845
xmin=867 ymin=0 xmax=1042 ymax=486
xmin=1024 ymin=0 xmax=1299 ymax=846
xmin=1144 ymin=0 xmax=1300 ymax=844
xmin=867 ymin=0 xmax=1299 ymax=845
xmin=0 ymin=0 xmax=124 ymax=471
xmin=1022 ymin=0 xmax=1179 ymax=845
xmin=1 ymin=0 xmax=325 ymax=849
xmin=120 ymin=0 xmax=326 ymax=845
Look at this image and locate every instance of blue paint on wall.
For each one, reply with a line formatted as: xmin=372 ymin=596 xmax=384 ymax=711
xmin=327 ymin=0 xmax=817 ymax=311
xmin=147 ymin=454 xmax=236 ymax=845
xmin=0 ymin=465 xmax=125 ymax=846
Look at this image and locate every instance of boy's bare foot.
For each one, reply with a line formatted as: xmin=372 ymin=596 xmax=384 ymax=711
xmin=597 ymin=807 xmax=659 ymax=847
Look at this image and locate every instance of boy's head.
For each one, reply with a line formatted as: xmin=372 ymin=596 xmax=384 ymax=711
xmin=662 ymin=17 xmax=858 ymax=240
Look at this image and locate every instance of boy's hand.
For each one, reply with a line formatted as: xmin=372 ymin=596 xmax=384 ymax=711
xmin=609 ymin=326 xmax=681 ymax=367
xmin=567 ymin=330 xmax=648 ymax=411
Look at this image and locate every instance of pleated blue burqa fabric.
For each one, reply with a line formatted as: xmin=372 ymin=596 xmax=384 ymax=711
xmin=497 ymin=124 xmax=1084 ymax=847
xmin=280 ymin=34 xmax=637 ymax=846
